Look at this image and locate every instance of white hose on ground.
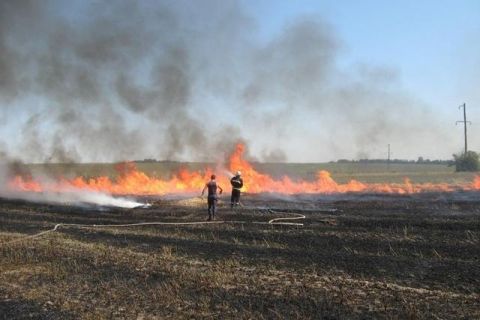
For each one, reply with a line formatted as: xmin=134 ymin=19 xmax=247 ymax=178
xmin=0 ymin=208 xmax=306 ymax=246
xmin=267 ymin=212 xmax=306 ymax=225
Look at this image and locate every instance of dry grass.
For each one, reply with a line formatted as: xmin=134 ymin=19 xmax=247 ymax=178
xmin=22 ymin=161 xmax=475 ymax=184
xmin=0 ymin=195 xmax=479 ymax=319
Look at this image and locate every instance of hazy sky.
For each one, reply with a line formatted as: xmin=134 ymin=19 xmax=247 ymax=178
xmin=0 ymin=0 xmax=479 ymax=163
xmin=246 ymin=0 xmax=480 ymax=112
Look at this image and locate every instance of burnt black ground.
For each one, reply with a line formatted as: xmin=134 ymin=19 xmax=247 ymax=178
xmin=0 ymin=193 xmax=479 ymax=319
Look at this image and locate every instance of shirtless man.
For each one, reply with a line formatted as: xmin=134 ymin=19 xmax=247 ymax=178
xmin=201 ymin=174 xmax=223 ymax=221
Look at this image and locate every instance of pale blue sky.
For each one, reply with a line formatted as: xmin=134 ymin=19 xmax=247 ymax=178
xmin=244 ymin=0 xmax=480 ymax=112
xmin=240 ymin=1 xmax=480 ymax=160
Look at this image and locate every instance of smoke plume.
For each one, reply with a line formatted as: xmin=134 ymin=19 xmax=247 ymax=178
xmin=0 ymin=0 xmax=455 ymax=164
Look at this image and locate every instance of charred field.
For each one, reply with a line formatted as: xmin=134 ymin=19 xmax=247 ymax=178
xmin=0 ymin=193 xmax=479 ymax=319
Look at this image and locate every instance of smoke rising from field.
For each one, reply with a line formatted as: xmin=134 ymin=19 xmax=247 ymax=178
xmin=0 ymin=0 xmax=454 ymax=164
xmin=0 ymin=159 xmax=146 ymax=208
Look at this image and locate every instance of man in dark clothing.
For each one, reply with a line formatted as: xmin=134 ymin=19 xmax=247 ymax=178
xmin=201 ymin=174 xmax=223 ymax=221
xmin=230 ymin=171 xmax=243 ymax=208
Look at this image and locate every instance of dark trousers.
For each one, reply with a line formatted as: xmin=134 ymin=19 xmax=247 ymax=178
xmin=207 ymin=197 xmax=217 ymax=218
xmin=231 ymin=189 xmax=241 ymax=207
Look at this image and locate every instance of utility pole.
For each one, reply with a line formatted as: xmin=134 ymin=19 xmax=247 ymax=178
xmin=456 ymin=103 xmax=471 ymax=155
xmin=387 ymin=144 xmax=391 ymax=164
xmin=387 ymin=144 xmax=391 ymax=170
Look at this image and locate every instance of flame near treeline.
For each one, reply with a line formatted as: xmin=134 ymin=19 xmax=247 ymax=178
xmin=8 ymin=144 xmax=480 ymax=196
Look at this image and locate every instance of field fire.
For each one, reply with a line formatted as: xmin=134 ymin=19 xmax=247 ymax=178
xmin=1 ymin=145 xmax=479 ymax=318
xmin=7 ymin=144 xmax=480 ymax=199
xmin=1 ymin=1 xmax=480 ymax=319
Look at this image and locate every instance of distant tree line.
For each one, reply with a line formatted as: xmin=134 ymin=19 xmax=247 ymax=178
xmin=335 ymin=158 xmax=454 ymax=165
xmin=137 ymin=154 xmax=479 ymax=172
xmin=335 ymin=151 xmax=480 ymax=172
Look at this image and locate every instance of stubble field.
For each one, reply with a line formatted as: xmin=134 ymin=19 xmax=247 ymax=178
xmin=0 ymin=163 xmax=479 ymax=319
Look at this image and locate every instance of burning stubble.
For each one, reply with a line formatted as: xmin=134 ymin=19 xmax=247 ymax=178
xmin=0 ymin=159 xmax=147 ymax=208
xmin=6 ymin=143 xmax=480 ymax=197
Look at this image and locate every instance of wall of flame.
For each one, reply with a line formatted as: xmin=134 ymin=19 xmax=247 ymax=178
xmin=7 ymin=144 xmax=480 ymax=196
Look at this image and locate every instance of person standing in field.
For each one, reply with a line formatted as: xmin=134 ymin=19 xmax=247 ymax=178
xmin=201 ymin=174 xmax=223 ymax=221
xmin=230 ymin=171 xmax=243 ymax=208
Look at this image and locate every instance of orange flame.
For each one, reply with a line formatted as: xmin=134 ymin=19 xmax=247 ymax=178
xmin=7 ymin=143 xmax=480 ymax=195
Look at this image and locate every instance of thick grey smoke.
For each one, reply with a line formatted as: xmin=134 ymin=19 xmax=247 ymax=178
xmin=0 ymin=0 xmax=454 ymax=164
xmin=0 ymin=159 xmax=146 ymax=208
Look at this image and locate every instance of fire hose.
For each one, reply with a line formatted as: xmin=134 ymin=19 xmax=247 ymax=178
xmin=0 ymin=209 xmax=305 ymax=247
